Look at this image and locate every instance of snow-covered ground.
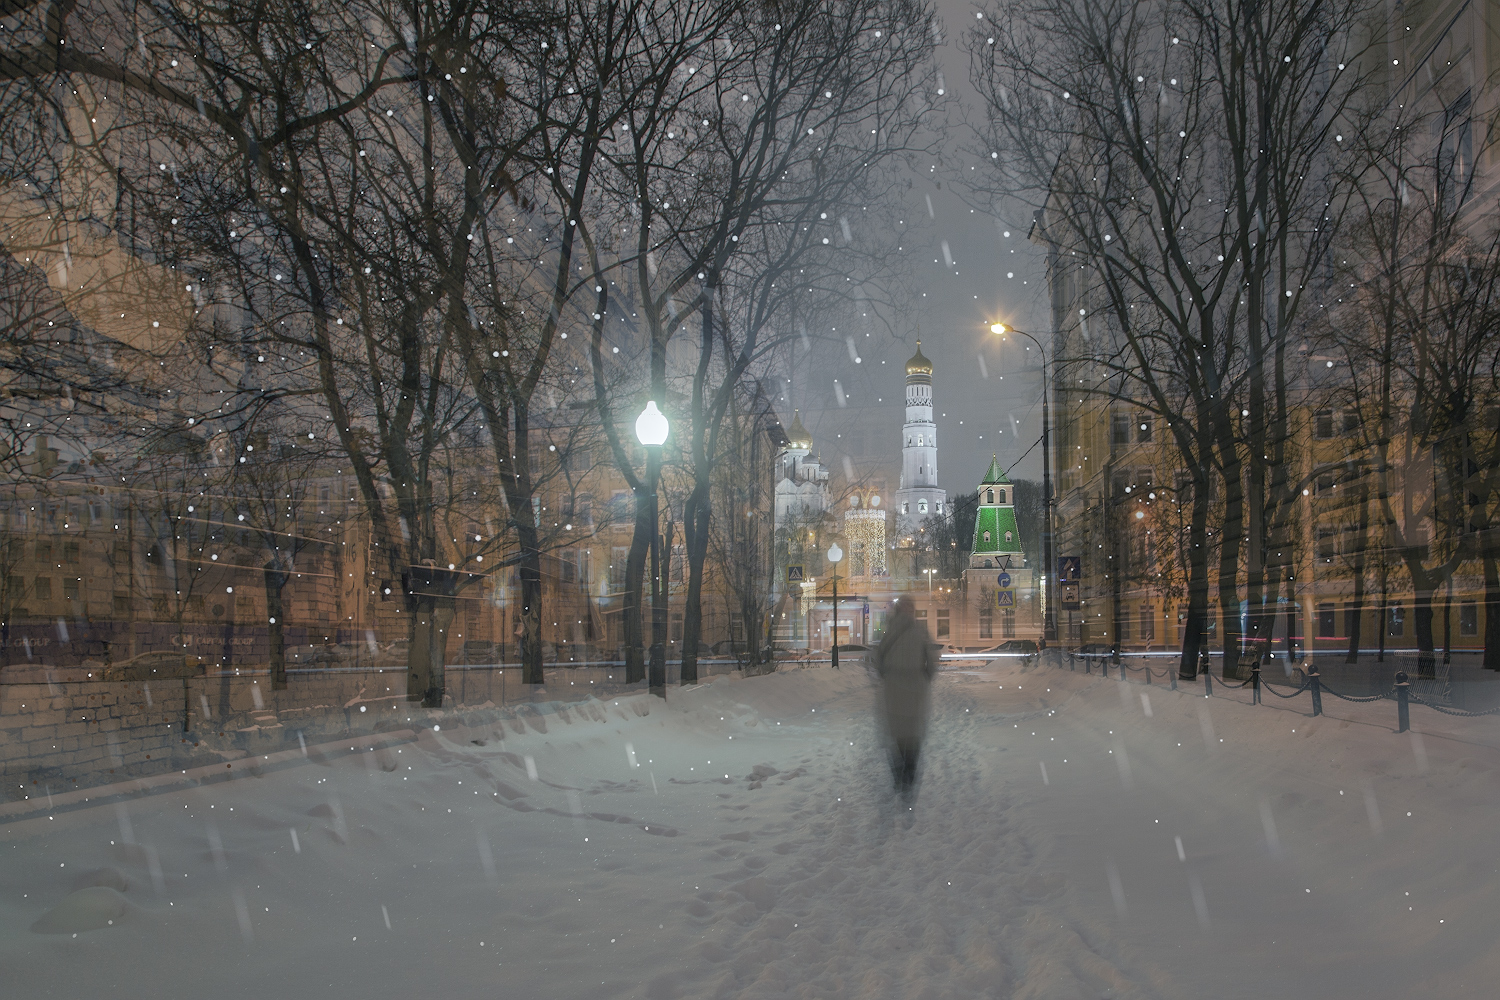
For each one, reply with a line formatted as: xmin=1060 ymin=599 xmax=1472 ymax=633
xmin=3 ymin=657 xmax=1498 ymax=999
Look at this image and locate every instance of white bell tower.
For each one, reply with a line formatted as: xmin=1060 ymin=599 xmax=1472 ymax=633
xmin=894 ymin=340 xmax=947 ymax=534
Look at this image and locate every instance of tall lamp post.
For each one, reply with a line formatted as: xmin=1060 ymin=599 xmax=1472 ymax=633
xmin=635 ymin=401 xmax=670 ymax=697
xmin=827 ymin=542 xmax=843 ymax=670
xmin=991 ymin=323 xmax=1057 ymax=644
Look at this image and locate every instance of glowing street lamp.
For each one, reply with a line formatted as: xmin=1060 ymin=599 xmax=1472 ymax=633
xmin=636 ymin=401 xmax=669 ymax=695
xmin=827 ymin=542 xmax=844 ymax=670
xmin=990 ymin=321 xmax=1057 ymax=645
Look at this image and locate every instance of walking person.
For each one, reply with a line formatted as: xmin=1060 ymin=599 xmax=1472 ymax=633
xmin=875 ymin=596 xmax=938 ymax=796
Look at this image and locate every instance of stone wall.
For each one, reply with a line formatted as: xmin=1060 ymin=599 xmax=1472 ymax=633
xmin=0 ymin=660 xmax=740 ymax=804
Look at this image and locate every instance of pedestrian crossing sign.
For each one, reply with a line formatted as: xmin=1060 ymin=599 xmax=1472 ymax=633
xmin=996 ymin=589 xmax=1015 ymax=608
xmin=787 ymin=564 xmax=804 ymax=583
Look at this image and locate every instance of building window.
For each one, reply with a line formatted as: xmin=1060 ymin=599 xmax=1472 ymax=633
xmin=1111 ymin=412 xmax=1130 ymax=445
xmin=918 ymin=499 xmax=928 ymax=514
xmin=1004 ymin=531 xmax=1012 ymax=544
xmin=1387 ymin=603 xmax=1405 ymax=637
xmin=983 ymin=530 xmax=991 ymax=543
xmin=1460 ymin=601 xmax=1478 ymax=637
xmin=902 ymin=502 xmax=909 ymax=515
xmin=34 ymin=577 xmax=52 ymax=600
xmin=915 ymin=609 xmax=927 ymax=622
xmin=986 ymin=489 xmax=994 ymax=504
xmin=997 ymin=489 xmax=1005 ymax=504
xmin=670 ymin=613 xmax=683 ymax=643
xmin=936 ymin=609 xmax=950 ymax=638
xmin=1137 ymin=417 xmax=1153 ymax=443
xmin=610 ymin=548 xmax=628 ymax=590
xmin=935 ymin=503 xmax=942 ymax=513
xmin=1002 ymin=608 xmax=1016 ymax=637
xmin=979 ymin=608 xmax=993 ymax=638
xmin=1118 ymin=612 xmax=1131 ymax=642
xmin=610 ymin=490 xmax=631 ymax=524
xmin=63 ymin=578 xmax=80 ymax=600
xmin=1318 ymin=603 xmax=1336 ymax=638
xmin=560 ymin=548 xmax=576 ymax=584
xmin=1315 ymin=409 xmax=1334 ymax=439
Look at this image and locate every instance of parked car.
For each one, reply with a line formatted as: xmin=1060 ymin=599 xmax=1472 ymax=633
xmin=994 ymin=639 xmax=1039 ymax=656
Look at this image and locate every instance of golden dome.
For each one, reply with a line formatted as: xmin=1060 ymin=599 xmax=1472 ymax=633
xmin=785 ymin=410 xmax=812 ymax=450
xmin=905 ymin=339 xmax=933 ymax=376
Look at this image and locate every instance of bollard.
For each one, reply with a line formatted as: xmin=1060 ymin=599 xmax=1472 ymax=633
xmin=1101 ymin=658 xmax=1108 ymax=679
xmin=1251 ymin=661 xmax=1261 ymax=705
xmin=1170 ymin=669 xmax=1177 ymax=691
xmin=1395 ymin=671 xmax=1410 ymax=733
xmin=1308 ymin=668 xmax=1322 ymax=716
xmin=1204 ymin=667 xmax=1213 ymax=697
xmin=1145 ymin=664 xmax=1152 ymax=685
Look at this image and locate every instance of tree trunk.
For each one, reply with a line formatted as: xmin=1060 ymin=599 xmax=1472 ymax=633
xmin=1179 ymin=472 xmax=1212 ymax=678
xmin=680 ymin=484 xmax=711 ymax=685
xmin=1484 ymin=551 xmax=1500 ymax=670
xmin=1345 ymin=493 xmax=1369 ymax=664
xmin=1217 ymin=455 xmax=1246 ymax=677
xmin=264 ymin=565 xmax=289 ymax=690
xmin=1412 ymin=585 xmax=1437 ymax=679
xmin=515 ymin=519 xmax=545 ymax=685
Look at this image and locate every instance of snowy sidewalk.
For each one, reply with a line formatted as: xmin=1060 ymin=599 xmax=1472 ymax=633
xmin=2 ymin=660 xmax=1496 ymax=999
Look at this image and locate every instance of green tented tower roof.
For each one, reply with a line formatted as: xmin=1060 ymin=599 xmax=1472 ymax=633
xmin=972 ymin=505 xmax=1022 ymax=554
xmin=979 ymin=455 xmax=1012 ymax=486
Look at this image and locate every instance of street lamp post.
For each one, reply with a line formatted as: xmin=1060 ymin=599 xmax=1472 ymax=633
xmin=991 ymin=323 xmax=1057 ymax=644
xmin=827 ymin=542 xmax=843 ymax=670
xmin=635 ymin=401 xmax=669 ymax=697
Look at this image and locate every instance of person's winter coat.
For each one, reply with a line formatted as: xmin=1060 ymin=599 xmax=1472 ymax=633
xmin=875 ymin=610 xmax=938 ymax=743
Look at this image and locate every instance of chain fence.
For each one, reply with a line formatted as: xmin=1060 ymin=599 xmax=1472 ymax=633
xmin=1053 ymin=650 xmax=1500 ymax=733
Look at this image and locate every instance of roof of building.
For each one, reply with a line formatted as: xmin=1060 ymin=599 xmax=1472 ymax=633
xmin=972 ymin=505 xmax=1023 ymax=554
xmin=979 ymin=455 xmax=1012 ymax=486
xmin=905 ymin=340 xmax=933 ymax=376
xmin=784 ymin=410 xmax=812 ymax=450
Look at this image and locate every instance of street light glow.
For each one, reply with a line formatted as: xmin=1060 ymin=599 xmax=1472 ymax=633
xmin=635 ymin=400 xmax=669 ymax=446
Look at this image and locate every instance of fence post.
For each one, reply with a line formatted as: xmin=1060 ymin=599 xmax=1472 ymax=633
xmin=1169 ymin=668 xmax=1177 ymax=691
xmin=1251 ymin=661 xmax=1261 ymax=705
xmin=1204 ymin=665 xmax=1213 ymax=697
xmin=1308 ymin=668 xmax=1321 ymax=716
xmin=1145 ymin=663 xmax=1152 ymax=685
xmin=1101 ymin=658 xmax=1108 ymax=679
xmin=1394 ymin=671 xmax=1410 ymax=733
xmin=1084 ymin=653 xmax=1090 ymax=675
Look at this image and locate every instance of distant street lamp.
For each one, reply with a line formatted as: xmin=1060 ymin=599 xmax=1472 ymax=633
xmin=991 ymin=322 xmax=1057 ymax=644
xmin=923 ymin=567 xmax=935 ymax=593
xmin=636 ymin=401 xmax=669 ymax=696
xmin=827 ymin=542 xmax=844 ymax=670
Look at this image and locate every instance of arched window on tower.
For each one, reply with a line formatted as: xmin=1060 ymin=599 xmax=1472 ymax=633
xmin=1004 ymin=531 xmax=1013 ymax=544
xmin=918 ymin=499 xmax=928 ymax=514
xmin=998 ymin=489 xmax=1006 ymax=504
xmin=986 ymin=488 xmax=994 ymax=504
xmin=983 ymin=530 xmax=991 ymax=543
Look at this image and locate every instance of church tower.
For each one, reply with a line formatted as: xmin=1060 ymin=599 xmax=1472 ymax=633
xmin=894 ymin=340 xmax=947 ymax=532
xmin=970 ymin=456 xmax=1023 ymax=569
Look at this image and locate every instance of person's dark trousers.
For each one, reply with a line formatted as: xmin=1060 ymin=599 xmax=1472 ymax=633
xmin=893 ymin=737 xmax=920 ymax=790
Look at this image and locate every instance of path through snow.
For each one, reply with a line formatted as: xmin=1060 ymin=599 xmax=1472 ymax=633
xmin=2 ymin=658 xmax=1497 ymax=999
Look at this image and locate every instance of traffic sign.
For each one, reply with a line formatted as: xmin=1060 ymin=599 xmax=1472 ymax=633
xmin=996 ymin=589 xmax=1015 ymax=608
xmin=996 ymin=572 xmax=1012 ymax=589
xmin=1058 ymin=555 xmax=1081 ymax=583
xmin=787 ymin=564 xmax=804 ymax=583
xmin=1061 ymin=582 xmax=1081 ymax=610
